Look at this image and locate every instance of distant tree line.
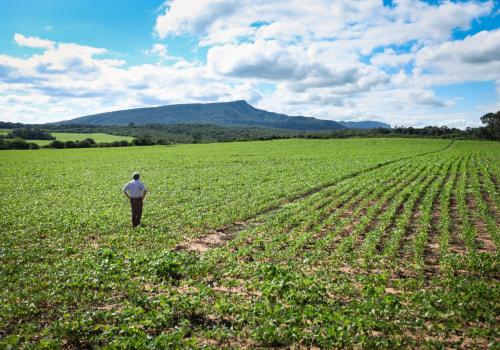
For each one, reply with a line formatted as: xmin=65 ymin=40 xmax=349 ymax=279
xmin=302 ymin=125 xmax=490 ymax=140
xmin=281 ymin=112 xmax=500 ymax=141
xmin=1 ymin=111 xmax=498 ymax=149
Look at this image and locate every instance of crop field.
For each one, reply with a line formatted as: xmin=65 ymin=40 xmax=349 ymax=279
xmin=1 ymin=138 xmax=499 ymax=349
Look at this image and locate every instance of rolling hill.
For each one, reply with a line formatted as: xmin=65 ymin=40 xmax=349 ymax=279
xmin=58 ymin=100 xmax=391 ymax=131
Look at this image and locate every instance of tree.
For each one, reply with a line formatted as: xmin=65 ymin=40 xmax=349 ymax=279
xmin=480 ymin=111 xmax=500 ymax=141
xmin=9 ymin=138 xmax=30 ymax=149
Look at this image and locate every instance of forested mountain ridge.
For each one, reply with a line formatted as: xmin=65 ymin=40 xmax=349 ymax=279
xmin=338 ymin=120 xmax=392 ymax=129
xmin=57 ymin=100 xmax=390 ymax=130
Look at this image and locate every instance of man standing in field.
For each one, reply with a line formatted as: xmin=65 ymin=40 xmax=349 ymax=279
xmin=122 ymin=172 xmax=147 ymax=228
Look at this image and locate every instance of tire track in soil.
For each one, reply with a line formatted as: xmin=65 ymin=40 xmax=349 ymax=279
xmin=173 ymin=142 xmax=457 ymax=254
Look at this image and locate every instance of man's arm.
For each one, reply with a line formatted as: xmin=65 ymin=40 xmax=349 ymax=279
xmin=142 ymin=190 xmax=147 ymax=200
xmin=123 ymin=185 xmax=130 ymax=199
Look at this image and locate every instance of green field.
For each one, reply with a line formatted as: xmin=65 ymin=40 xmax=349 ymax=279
xmin=39 ymin=133 xmax=135 ymax=146
xmin=1 ymin=139 xmax=499 ymax=348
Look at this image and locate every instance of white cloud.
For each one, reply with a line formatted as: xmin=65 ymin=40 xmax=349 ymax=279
xmin=14 ymin=34 xmax=55 ymax=49
xmin=208 ymin=40 xmax=303 ymax=80
xmin=370 ymin=48 xmax=415 ymax=68
xmin=411 ymin=29 xmax=500 ymax=86
xmin=151 ymin=43 xmax=168 ymax=57
xmin=144 ymin=43 xmax=188 ymax=64
xmin=155 ymin=0 xmax=239 ymax=38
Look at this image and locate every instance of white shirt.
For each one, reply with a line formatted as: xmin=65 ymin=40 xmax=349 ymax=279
xmin=122 ymin=180 xmax=147 ymax=198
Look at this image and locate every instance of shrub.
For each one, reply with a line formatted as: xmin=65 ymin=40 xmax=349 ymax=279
xmin=76 ymin=140 xmax=92 ymax=148
xmin=132 ymin=138 xmax=154 ymax=146
xmin=155 ymin=138 xmax=172 ymax=145
xmin=9 ymin=138 xmax=30 ymax=149
xmin=49 ymin=140 xmax=66 ymax=149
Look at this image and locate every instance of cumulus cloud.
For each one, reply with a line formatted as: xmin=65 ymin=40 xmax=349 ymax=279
xmin=14 ymin=34 xmax=55 ymax=49
xmin=370 ymin=48 xmax=415 ymax=68
xmin=411 ymin=29 xmax=500 ymax=86
xmin=155 ymin=0 xmax=239 ymax=38
xmin=151 ymin=43 xmax=168 ymax=57
xmin=208 ymin=40 xmax=303 ymax=80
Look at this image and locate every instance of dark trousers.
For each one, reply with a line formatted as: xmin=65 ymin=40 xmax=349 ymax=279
xmin=130 ymin=197 xmax=143 ymax=228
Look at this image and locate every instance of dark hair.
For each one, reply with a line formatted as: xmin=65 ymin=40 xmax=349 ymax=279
xmin=133 ymin=172 xmax=140 ymax=180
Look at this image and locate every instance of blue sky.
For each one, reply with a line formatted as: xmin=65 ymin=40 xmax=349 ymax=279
xmin=1 ymin=0 xmax=500 ymax=128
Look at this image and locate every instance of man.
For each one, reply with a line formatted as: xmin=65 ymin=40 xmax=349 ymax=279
xmin=122 ymin=172 xmax=147 ymax=228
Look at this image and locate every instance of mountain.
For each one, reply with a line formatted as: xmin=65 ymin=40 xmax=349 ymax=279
xmin=58 ymin=101 xmax=345 ymax=131
xmin=338 ymin=121 xmax=392 ymax=129
xmin=58 ymin=100 xmax=391 ymax=131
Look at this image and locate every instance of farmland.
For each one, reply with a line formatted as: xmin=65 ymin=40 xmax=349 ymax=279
xmin=1 ymin=138 xmax=499 ymax=348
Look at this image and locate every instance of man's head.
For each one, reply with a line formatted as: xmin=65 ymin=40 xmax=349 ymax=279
xmin=133 ymin=172 xmax=140 ymax=180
